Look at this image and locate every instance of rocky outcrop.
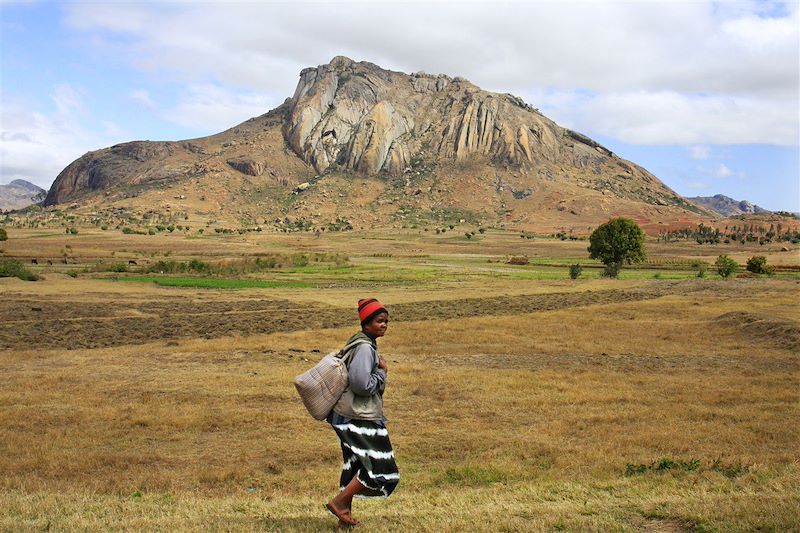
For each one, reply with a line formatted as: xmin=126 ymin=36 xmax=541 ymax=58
xmin=44 ymin=141 xmax=179 ymax=205
xmin=285 ymin=57 xmax=568 ymax=175
xmin=688 ymin=195 xmax=770 ymax=217
xmin=227 ymin=157 xmax=265 ymax=176
xmin=281 ymin=57 xmax=624 ymax=180
xmin=0 ymin=179 xmax=45 ymax=211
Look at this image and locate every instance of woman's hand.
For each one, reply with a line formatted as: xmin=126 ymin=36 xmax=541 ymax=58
xmin=378 ymin=356 xmax=388 ymax=374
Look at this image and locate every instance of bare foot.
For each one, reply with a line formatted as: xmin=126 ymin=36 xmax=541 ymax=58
xmin=325 ymin=501 xmax=359 ymax=526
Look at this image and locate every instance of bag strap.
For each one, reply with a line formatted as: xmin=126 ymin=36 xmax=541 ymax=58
xmin=337 ymin=339 xmax=372 ymax=363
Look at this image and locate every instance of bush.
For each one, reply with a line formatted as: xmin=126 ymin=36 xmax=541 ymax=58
xmin=746 ymin=256 xmax=773 ymax=275
xmin=715 ymin=255 xmax=738 ymax=278
xmin=0 ymin=260 xmax=38 ymax=281
xmin=696 ymin=264 xmax=707 ymax=278
xmin=569 ymin=263 xmax=582 ymax=279
xmin=588 ymin=218 xmax=646 ymax=278
xmin=0 ymin=227 xmax=7 ymax=241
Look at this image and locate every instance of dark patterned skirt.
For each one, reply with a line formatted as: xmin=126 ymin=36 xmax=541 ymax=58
xmin=329 ymin=416 xmax=400 ymax=498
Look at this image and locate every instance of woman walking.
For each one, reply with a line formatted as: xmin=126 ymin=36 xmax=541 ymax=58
xmin=325 ymin=298 xmax=399 ymax=527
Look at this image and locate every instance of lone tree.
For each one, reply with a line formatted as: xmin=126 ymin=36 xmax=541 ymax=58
xmin=588 ymin=217 xmax=646 ymax=277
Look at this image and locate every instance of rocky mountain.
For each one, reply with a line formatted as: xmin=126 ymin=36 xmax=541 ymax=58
xmin=43 ymin=56 xmax=714 ymax=232
xmin=0 ymin=179 xmax=46 ymax=211
xmin=688 ymin=195 xmax=770 ymax=217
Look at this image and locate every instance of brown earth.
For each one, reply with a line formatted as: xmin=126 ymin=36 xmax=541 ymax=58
xmin=1 ymin=282 xmax=708 ymax=351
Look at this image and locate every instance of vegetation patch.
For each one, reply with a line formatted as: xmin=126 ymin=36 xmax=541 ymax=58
xmin=110 ymin=276 xmax=314 ymax=289
xmin=0 ymin=259 xmax=39 ymax=281
xmin=625 ymin=457 xmax=701 ymax=476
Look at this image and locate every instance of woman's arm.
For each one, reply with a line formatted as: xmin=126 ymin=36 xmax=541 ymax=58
xmin=348 ymin=344 xmax=386 ymax=396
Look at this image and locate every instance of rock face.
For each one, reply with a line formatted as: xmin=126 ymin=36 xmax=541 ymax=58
xmin=688 ymin=195 xmax=770 ymax=217
xmin=43 ymin=56 xmax=715 ymax=229
xmin=285 ymin=56 xmax=573 ymax=176
xmin=0 ymin=179 xmax=46 ymax=211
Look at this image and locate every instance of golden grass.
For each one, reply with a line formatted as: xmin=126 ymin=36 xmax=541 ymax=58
xmin=1 ymin=233 xmax=799 ymax=531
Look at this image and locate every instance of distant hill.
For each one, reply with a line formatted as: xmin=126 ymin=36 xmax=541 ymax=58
xmin=42 ymin=56 xmax=715 ymax=233
xmin=688 ymin=195 xmax=770 ymax=217
xmin=0 ymin=179 xmax=46 ymax=211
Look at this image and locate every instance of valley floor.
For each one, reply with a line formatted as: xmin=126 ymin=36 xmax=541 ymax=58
xmin=1 ymin=230 xmax=798 ymax=531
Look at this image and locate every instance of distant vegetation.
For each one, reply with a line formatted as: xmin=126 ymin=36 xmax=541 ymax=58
xmin=88 ymin=253 xmax=349 ymax=276
xmin=115 ymin=276 xmax=314 ymax=289
xmin=659 ymin=222 xmax=800 ymax=245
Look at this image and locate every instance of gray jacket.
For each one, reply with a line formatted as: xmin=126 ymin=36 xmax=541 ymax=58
xmin=332 ymin=342 xmax=387 ymax=420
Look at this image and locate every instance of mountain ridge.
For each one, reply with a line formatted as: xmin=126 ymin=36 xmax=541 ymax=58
xmin=42 ymin=56 xmax=716 ymax=233
xmin=688 ymin=194 xmax=770 ymax=217
xmin=0 ymin=179 xmax=46 ymax=211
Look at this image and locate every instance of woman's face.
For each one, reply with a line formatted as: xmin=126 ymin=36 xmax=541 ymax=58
xmin=363 ymin=312 xmax=389 ymax=338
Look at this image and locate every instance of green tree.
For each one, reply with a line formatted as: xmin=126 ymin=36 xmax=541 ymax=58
xmin=588 ymin=218 xmax=646 ymax=278
xmin=715 ymin=255 xmax=738 ymax=278
xmin=0 ymin=227 xmax=7 ymax=241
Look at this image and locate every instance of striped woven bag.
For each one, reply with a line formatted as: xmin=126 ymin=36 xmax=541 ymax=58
xmin=294 ymin=339 xmax=368 ymax=420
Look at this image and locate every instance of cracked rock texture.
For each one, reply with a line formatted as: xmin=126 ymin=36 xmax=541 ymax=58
xmin=283 ymin=56 xmax=568 ymax=176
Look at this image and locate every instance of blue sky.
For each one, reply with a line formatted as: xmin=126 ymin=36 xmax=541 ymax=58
xmin=1 ymin=0 xmax=798 ymax=211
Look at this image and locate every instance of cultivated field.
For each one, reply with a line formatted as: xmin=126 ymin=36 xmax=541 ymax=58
xmin=1 ymin=228 xmax=799 ymax=532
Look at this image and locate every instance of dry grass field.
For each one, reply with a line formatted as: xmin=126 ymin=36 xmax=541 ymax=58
xmin=1 ymin=228 xmax=799 ymax=532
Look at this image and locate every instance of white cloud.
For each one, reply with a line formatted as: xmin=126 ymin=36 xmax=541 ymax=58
xmin=690 ymin=145 xmax=711 ymax=160
xmin=163 ymin=84 xmax=274 ymax=131
xmin=0 ymin=86 xmax=130 ymax=190
xmin=129 ymin=89 xmax=155 ymax=109
xmin=532 ymin=89 xmax=798 ymax=146
xmin=59 ymin=1 xmax=798 ymax=147
xmin=716 ymin=164 xmax=734 ymax=178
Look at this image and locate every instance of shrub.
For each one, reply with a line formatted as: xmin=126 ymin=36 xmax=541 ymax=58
xmin=696 ymin=264 xmax=707 ymax=278
xmin=588 ymin=218 xmax=646 ymax=278
xmin=0 ymin=260 xmax=38 ymax=281
xmin=569 ymin=263 xmax=582 ymax=279
xmin=746 ymin=256 xmax=773 ymax=275
xmin=0 ymin=227 xmax=7 ymax=241
xmin=715 ymin=255 xmax=738 ymax=278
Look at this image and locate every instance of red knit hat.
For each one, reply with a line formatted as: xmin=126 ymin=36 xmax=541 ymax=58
xmin=358 ymin=298 xmax=388 ymax=325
